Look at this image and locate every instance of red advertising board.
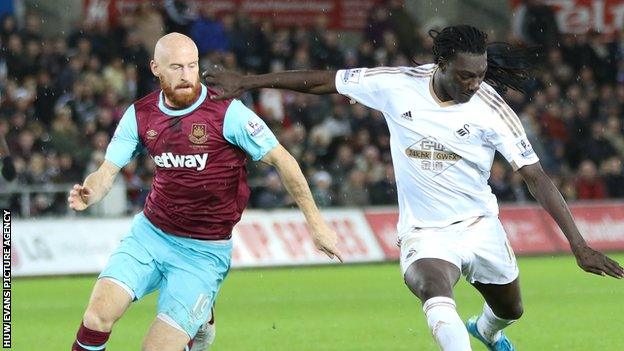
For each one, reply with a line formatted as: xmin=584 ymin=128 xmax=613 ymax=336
xmin=511 ymin=0 xmax=624 ymax=34
xmin=546 ymin=203 xmax=624 ymax=252
xmin=363 ymin=209 xmax=400 ymax=259
xmin=84 ymin=0 xmax=379 ymax=30
xmin=498 ymin=206 xmax=564 ymax=254
xmin=364 ymin=202 xmax=624 ymax=257
xmin=231 ymin=209 xmax=386 ymax=267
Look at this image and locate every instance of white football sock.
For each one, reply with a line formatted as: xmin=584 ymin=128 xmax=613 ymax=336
xmin=423 ymin=297 xmax=471 ymax=351
xmin=476 ymin=303 xmax=516 ymax=343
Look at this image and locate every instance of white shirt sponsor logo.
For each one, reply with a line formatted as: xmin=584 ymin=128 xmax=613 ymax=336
xmin=152 ymin=152 xmax=208 ymax=171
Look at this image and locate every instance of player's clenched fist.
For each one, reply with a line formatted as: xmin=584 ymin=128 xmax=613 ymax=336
xmin=68 ymin=184 xmax=93 ymax=211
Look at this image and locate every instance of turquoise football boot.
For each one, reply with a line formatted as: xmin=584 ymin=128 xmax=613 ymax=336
xmin=466 ymin=316 xmax=515 ymax=351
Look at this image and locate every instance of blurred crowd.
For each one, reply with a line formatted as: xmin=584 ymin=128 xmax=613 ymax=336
xmin=0 ymin=0 xmax=623 ymax=217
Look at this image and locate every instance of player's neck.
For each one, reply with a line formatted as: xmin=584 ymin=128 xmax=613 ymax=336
xmin=163 ymin=97 xmax=184 ymax=110
xmin=163 ymin=95 xmax=197 ymax=110
xmin=432 ymin=71 xmax=453 ymax=103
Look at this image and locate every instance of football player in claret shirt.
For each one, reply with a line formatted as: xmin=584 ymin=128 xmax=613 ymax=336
xmin=68 ymin=33 xmax=342 ymax=351
xmin=203 ymin=25 xmax=624 ymax=351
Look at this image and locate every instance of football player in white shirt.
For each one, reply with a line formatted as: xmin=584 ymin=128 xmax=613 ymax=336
xmin=203 ymin=25 xmax=624 ymax=351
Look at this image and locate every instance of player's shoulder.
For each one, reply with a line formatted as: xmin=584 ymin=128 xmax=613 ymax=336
xmin=475 ymin=82 xmax=508 ymax=106
xmin=133 ymin=90 xmax=160 ymax=112
xmin=362 ymin=64 xmax=435 ymax=80
xmin=475 ymin=83 xmax=524 ymax=134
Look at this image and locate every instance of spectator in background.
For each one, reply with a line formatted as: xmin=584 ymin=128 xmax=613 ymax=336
xmin=21 ymin=12 xmax=43 ymax=43
xmin=328 ymin=143 xmax=355 ymax=187
xmin=311 ymin=170 xmax=333 ymax=207
xmin=121 ymin=159 xmax=148 ymax=213
xmin=134 ymin=2 xmax=165 ymax=53
xmin=319 ymin=104 xmax=351 ymax=140
xmin=13 ymin=129 xmax=37 ymax=161
xmin=581 ymin=122 xmax=618 ymax=166
xmin=312 ymin=31 xmax=344 ymax=69
xmin=0 ymin=14 xmax=17 ymax=43
xmin=121 ymin=30 xmax=152 ymax=96
xmin=48 ymin=106 xmax=84 ymax=161
xmin=601 ymin=156 xmax=624 ymax=198
xmin=575 ymin=160 xmax=607 ymax=200
xmin=489 ymin=160 xmax=515 ymax=202
xmin=512 ymin=0 xmax=560 ymax=49
xmin=604 ymin=115 xmax=624 ymax=157
xmin=365 ymin=4 xmax=392 ymax=49
xmin=5 ymin=34 xmax=26 ymax=80
xmin=254 ymin=171 xmax=292 ymax=209
xmin=103 ymin=57 xmax=126 ymax=96
xmin=509 ymin=172 xmax=531 ymax=203
xmin=338 ymin=169 xmax=370 ymax=207
xmin=369 ymin=164 xmax=397 ymax=205
xmin=190 ymin=3 xmax=229 ymax=55
xmin=0 ymin=133 xmax=15 ymax=181
xmin=56 ymin=153 xmax=82 ymax=184
xmin=387 ymin=0 xmax=419 ymax=58
xmin=163 ymin=0 xmax=197 ymax=34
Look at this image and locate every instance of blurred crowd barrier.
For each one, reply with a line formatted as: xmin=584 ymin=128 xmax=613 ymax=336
xmin=12 ymin=202 xmax=624 ymax=276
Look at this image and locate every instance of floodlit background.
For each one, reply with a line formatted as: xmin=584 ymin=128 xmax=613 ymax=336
xmin=3 ymin=0 xmax=624 ymax=350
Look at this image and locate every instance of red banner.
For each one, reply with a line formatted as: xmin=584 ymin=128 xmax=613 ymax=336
xmin=498 ymin=206 xmax=565 ymax=254
xmin=547 ymin=203 xmax=624 ymax=251
xmin=231 ymin=209 xmax=386 ymax=267
xmin=84 ymin=0 xmax=379 ymax=30
xmin=364 ymin=209 xmax=400 ymax=259
xmin=511 ymin=0 xmax=624 ymax=34
xmin=364 ymin=202 xmax=624 ymax=258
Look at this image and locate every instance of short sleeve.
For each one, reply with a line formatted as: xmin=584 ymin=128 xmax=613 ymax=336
xmin=105 ymin=105 xmax=141 ymax=168
xmin=480 ymin=87 xmax=539 ymax=171
xmin=335 ymin=68 xmax=388 ymax=111
xmin=223 ymin=100 xmax=279 ymax=161
xmin=490 ymin=129 xmax=540 ymax=171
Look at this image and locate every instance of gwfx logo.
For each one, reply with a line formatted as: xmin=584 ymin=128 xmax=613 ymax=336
xmin=405 ymin=138 xmax=461 ymax=173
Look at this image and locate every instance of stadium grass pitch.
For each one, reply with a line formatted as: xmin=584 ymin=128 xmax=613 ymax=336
xmin=13 ymin=253 xmax=624 ymax=350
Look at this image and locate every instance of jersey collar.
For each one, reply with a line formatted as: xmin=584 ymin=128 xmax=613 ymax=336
xmin=158 ymin=83 xmax=207 ymax=116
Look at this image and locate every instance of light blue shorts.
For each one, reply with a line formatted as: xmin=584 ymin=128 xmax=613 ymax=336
xmin=99 ymin=212 xmax=232 ymax=337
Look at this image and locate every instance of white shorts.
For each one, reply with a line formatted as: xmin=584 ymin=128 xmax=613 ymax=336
xmin=398 ymin=216 xmax=519 ymax=285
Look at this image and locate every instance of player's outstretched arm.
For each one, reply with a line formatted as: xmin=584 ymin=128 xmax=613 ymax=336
xmin=202 ymin=67 xmax=338 ymax=100
xmin=519 ymin=162 xmax=624 ymax=279
xmin=261 ymin=144 xmax=343 ymax=262
xmin=68 ymin=160 xmax=121 ymax=211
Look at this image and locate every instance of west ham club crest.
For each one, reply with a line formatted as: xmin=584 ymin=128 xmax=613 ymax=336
xmin=189 ymin=123 xmax=208 ymax=144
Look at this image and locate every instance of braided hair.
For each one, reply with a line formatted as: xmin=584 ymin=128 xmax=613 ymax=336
xmin=428 ymin=25 xmax=540 ymax=94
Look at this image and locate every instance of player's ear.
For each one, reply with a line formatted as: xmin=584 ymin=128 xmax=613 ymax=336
xmin=149 ymin=59 xmax=159 ymax=77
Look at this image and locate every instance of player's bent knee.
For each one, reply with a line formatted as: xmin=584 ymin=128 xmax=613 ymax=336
xmin=404 ymin=272 xmax=452 ymax=301
xmin=82 ymin=309 xmax=115 ymax=332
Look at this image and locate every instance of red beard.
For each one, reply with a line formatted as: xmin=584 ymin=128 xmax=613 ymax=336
xmin=160 ymin=76 xmax=201 ymax=108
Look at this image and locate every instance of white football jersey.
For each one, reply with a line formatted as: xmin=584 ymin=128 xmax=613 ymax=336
xmin=335 ymin=64 xmax=539 ymax=233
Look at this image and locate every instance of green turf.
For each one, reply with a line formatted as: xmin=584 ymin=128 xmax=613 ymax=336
xmin=12 ymin=254 xmax=624 ymax=350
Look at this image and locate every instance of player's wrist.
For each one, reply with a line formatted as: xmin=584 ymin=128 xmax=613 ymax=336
xmin=244 ymin=75 xmax=262 ymax=90
xmin=570 ymin=241 xmax=588 ymax=253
